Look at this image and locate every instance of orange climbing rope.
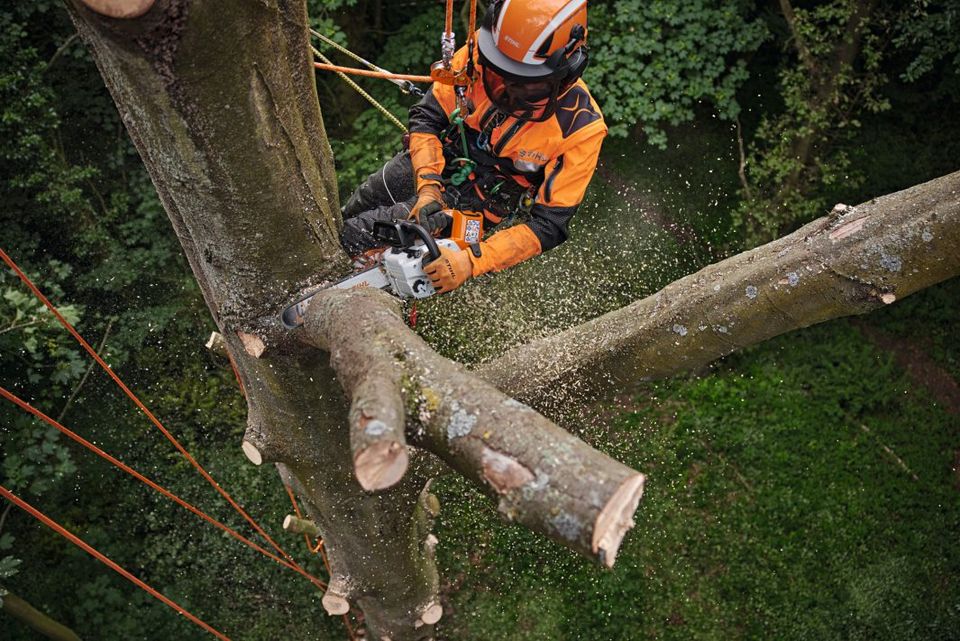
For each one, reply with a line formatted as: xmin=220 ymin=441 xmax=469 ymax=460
xmin=0 ymin=248 xmax=297 ymax=569
xmin=0 ymin=386 xmax=327 ymax=591
xmin=0 ymin=485 xmax=234 ymax=641
xmin=312 ymin=62 xmax=432 ymax=83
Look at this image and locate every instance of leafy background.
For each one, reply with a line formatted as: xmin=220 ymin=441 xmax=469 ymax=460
xmin=1 ymin=1 xmax=958 ymax=639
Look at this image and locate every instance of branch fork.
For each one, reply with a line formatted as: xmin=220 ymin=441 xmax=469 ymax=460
xmin=301 ymin=288 xmax=646 ymax=567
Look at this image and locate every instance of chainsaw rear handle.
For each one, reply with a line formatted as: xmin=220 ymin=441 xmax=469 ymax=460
xmin=372 ymin=220 xmax=442 ymax=265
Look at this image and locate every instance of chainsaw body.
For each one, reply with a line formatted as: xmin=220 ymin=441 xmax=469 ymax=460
xmin=380 ymin=236 xmax=459 ymax=298
xmin=281 ymin=219 xmax=464 ymax=329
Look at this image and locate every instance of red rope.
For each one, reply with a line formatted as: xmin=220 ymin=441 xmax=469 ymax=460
xmin=226 ymin=350 xmax=246 ymax=397
xmin=468 ymin=0 xmax=478 ymax=42
xmin=0 ymin=386 xmax=327 ymax=592
xmin=0 ymin=248 xmax=297 ymax=571
xmin=0 ymin=485 xmax=234 ymax=641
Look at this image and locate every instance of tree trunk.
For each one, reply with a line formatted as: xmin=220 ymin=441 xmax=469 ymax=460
xmin=66 ymin=1 xmax=646 ymax=639
xmin=65 ymin=1 xmax=442 ymax=638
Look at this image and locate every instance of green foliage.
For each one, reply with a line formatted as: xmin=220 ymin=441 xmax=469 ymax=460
xmin=2 ymin=2 xmax=958 ymax=639
xmin=376 ymin=6 xmax=445 ymax=74
xmin=2 ymin=264 xmax=83 ymax=388
xmin=895 ymin=0 xmax=960 ymax=83
xmin=307 ymin=0 xmax=357 ymax=49
xmin=587 ymin=0 xmax=768 ymax=143
xmin=330 ymin=97 xmax=408 ymax=198
xmin=735 ymin=0 xmax=960 ymax=244
xmin=327 ymin=6 xmax=442 ymax=196
xmin=0 ymin=533 xmax=20 ymax=608
xmin=735 ymin=1 xmax=891 ymax=242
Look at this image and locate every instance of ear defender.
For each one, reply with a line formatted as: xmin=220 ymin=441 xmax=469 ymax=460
xmin=552 ymin=24 xmax=589 ymax=89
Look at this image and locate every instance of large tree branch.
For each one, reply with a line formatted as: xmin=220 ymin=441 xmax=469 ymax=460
xmin=480 ymin=171 xmax=960 ymax=400
xmin=299 ymin=289 xmax=646 ymax=568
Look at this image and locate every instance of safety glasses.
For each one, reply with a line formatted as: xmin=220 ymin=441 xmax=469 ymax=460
xmin=481 ymin=64 xmax=561 ymax=121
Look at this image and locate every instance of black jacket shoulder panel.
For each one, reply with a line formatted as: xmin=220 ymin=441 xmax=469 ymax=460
xmin=554 ymin=87 xmax=602 ymax=139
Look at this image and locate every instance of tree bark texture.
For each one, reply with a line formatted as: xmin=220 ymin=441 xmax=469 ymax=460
xmin=66 ymin=1 xmax=441 ymax=638
xmin=300 ymin=289 xmax=646 ymax=567
xmin=480 ymin=171 xmax=960 ymax=403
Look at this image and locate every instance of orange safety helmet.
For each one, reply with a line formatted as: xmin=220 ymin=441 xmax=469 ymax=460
xmin=477 ymin=0 xmax=589 ymax=121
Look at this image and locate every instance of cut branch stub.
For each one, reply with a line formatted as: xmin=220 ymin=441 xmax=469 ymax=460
xmin=205 ymin=331 xmax=227 ymax=357
xmin=79 ymin=0 xmax=155 ymax=18
xmin=238 ymin=332 xmax=267 ymax=358
xmin=349 ymin=365 xmax=409 ymax=491
xmin=241 ymin=439 xmax=263 ymax=465
xmin=417 ymin=601 xmax=443 ymax=626
xmin=309 ymin=291 xmax=410 ymax=491
xmin=282 ymin=514 xmax=321 ymax=538
xmin=322 ymin=576 xmax=352 ymax=616
xmin=301 ymin=288 xmax=646 ymax=566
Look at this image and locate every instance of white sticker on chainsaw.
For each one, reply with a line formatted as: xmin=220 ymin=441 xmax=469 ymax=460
xmin=465 ymin=219 xmax=481 ymax=244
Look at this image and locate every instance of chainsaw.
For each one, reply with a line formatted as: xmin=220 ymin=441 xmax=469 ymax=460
xmin=281 ymin=210 xmax=484 ymax=329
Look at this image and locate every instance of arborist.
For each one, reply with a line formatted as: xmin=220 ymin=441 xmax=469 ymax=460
xmin=340 ymin=0 xmax=607 ymax=294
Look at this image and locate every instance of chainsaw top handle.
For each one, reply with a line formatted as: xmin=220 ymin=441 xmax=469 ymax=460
xmin=372 ymin=220 xmax=442 ymax=265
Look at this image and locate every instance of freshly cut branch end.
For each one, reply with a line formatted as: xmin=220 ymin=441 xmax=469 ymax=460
xmin=283 ymin=514 xmax=321 ymax=538
xmin=241 ymin=440 xmax=263 ymax=466
xmin=354 ymin=441 xmax=409 ymax=491
xmin=237 ymin=331 xmax=266 ymax=358
xmin=418 ymin=601 xmax=443 ymax=626
xmin=205 ymin=331 xmax=227 ymax=356
xmin=592 ymin=473 xmax=646 ymax=568
xmin=80 ymin=0 xmax=155 ymax=18
xmin=321 ymin=593 xmax=350 ymax=616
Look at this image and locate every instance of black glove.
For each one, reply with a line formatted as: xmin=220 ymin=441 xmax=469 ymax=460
xmin=341 ymin=203 xmax=452 ymax=256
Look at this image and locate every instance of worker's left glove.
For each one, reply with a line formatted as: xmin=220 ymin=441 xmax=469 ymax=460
xmin=424 ymin=246 xmax=474 ymax=294
xmin=409 ymin=184 xmax=445 ymax=223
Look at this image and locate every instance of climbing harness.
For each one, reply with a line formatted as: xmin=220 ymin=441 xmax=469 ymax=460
xmin=445 ymin=107 xmax=476 ymax=186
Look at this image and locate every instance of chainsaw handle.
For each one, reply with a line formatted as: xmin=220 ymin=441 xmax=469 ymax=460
xmin=398 ymin=221 xmax=442 ymax=266
xmin=373 ymin=220 xmax=443 ymax=264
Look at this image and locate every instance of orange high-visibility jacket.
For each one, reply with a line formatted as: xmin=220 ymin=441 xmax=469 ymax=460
xmin=408 ymin=44 xmax=607 ymax=253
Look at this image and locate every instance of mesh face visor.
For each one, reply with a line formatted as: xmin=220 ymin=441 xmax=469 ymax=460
xmin=481 ymin=63 xmax=563 ymax=122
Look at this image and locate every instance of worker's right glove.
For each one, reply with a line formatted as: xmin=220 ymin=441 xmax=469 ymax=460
xmin=424 ymin=224 xmax=544 ymax=295
xmin=424 ymin=245 xmax=474 ymax=294
xmin=409 ymin=184 xmax=445 ymax=223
